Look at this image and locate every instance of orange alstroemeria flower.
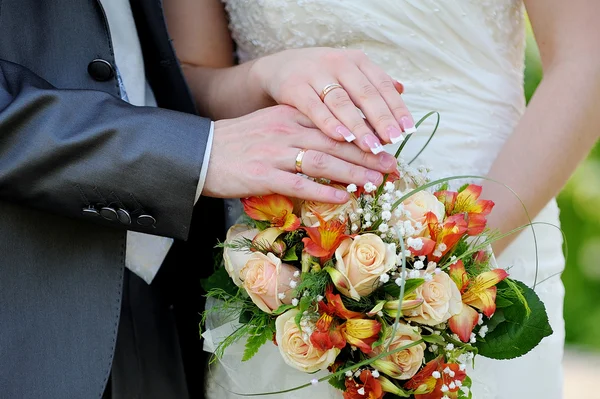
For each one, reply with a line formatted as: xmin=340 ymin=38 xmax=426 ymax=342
xmin=302 ymin=213 xmax=350 ymax=263
xmin=342 ymin=318 xmax=382 ymax=354
xmin=311 ymin=286 xmax=381 ymax=353
xmin=344 ymin=370 xmax=384 ymax=399
xmin=447 ymin=260 xmax=509 ymax=342
xmin=242 ymin=194 xmax=301 ymax=231
xmin=310 ymin=312 xmax=346 ymax=351
xmin=462 ymin=269 xmax=509 ymax=317
xmin=405 ymin=357 xmax=467 ymax=399
xmin=434 ymin=185 xmax=494 ymax=236
xmin=453 ymin=185 xmax=494 ymax=216
xmin=420 ymin=212 xmax=468 ymax=261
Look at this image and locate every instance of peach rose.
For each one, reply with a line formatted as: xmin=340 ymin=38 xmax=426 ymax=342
xmin=407 ymin=271 xmax=462 ymax=326
xmin=370 ymin=322 xmax=426 ymax=380
xmin=275 ymin=309 xmax=340 ymax=373
xmin=300 ymin=187 xmax=357 ymax=227
xmin=223 ymin=224 xmax=259 ymax=286
xmin=395 ymin=191 xmax=445 ymax=235
xmin=331 ymin=234 xmax=396 ymax=300
xmin=240 ymin=252 xmax=298 ymax=314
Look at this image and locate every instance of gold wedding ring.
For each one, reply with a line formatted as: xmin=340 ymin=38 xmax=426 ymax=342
xmin=295 ymin=149 xmax=307 ymax=174
xmin=319 ymin=83 xmax=344 ymax=102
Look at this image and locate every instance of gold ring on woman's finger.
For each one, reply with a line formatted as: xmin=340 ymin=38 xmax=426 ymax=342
xmin=319 ymin=83 xmax=344 ymax=102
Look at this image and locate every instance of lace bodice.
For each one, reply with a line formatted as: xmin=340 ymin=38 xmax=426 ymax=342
xmin=223 ymin=0 xmax=527 ymax=183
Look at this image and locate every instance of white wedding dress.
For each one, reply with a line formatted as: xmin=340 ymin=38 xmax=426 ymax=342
xmin=204 ymin=1 xmax=566 ymax=398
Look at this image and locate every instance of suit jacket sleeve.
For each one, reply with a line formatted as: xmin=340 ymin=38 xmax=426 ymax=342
xmin=0 ymin=60 xmax=209 ymax=241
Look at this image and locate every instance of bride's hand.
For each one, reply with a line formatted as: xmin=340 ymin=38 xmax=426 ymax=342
xmin=249 ymin=47 xmax=414 ymax=154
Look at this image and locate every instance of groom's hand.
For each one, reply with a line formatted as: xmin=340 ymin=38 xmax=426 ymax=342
xmin=203 ymin=105 xmax=398 ymax=203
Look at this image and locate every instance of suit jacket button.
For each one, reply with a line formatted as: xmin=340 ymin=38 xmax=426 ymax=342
xmin=116 ymin=208 xmax=132 ymax=225
xmin=88 ymin=59 xmax=115 ymax=82
xmin=136 ymin=214 xmax=156 ymax=227
xmin=82 ymin=207 xmax=99 ymax=217
xmin=99 ymin=207 xmax=119 ymax=221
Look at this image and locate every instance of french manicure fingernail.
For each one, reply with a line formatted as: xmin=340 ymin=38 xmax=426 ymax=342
xmin=336 ymin=126 xmax=356 ymax=142
xmin=400 ymin=116 xmax=417 ymax=134
xmin=387 ymin=126 xmax=405 ymax=144
xmin=364 ymin=134 xmax=384 ymax=154
xmin=367 ymin=170 xmax=383 ymax=184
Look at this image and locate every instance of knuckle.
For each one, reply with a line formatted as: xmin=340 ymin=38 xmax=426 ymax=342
xmin=374 ymin=113 xmax=395 ymax=126
xmin=329 ymin=91 xmax=354 ymax=108
xmin=322 ymin=115 xmax=339 ymax=129
xmin=323 ymin=136 xmax=342 ymax=153
xmin=292 ymin=175 xmax=307 ymax=192
xmin=377 ymin=78 xmax=396 ymax=93
xmin=350 ymin=120 xmax=369 ymax=133
xmin=359 ymin=149 xmax=372 ymax=165
xmin=390 ymin=105 xmax=409 ymax=116
xmin=348 ymin=165 xmax=364 ymax=182
xmin=314 ymin=185 xmax=329 ymax=200
xmin=311 ymin=151 xmax=330 ymax=170
xmin=360 ymin=83 xmax=379 ymax=99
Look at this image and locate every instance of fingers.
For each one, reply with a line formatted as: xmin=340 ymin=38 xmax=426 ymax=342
xmin=299 ymin=149 xmax=387 ymax=186
xmin=311 ymin=79 xmax=385 ymax=155
xmin=269 ymin=170 xmax=350 ymax=204
xmin=357 ymin=61 xmax=415 ymax=134
xmin=295 ymin=128 xmax=398 ymax=174
xmin=337 ymin=64 xmax=407 ymax=145
xmin=291 ymin=85 xmax=356 ymax=140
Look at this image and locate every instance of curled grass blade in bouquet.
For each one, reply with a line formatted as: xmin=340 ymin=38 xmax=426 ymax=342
xmin=200 ymin=112 xmax=555 ymax=398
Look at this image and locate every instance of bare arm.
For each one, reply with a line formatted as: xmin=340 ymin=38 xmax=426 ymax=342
xmin=164 ymin=0 xmax=418 ymax=156
xmin=163 ymin=0 xmax=269 ymax=119
xmin=484 ymin=0 xmax=600 ymax=253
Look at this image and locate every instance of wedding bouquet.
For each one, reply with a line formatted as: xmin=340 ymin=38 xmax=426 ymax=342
xmin=201 ymin=120 xmax=553 ymax=398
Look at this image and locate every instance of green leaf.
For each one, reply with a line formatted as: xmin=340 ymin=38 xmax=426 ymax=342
xmin=200 ymin=265 xmax=238 ymax=297
xmin=273 ymin=304 xmax=296 ymax=315
xmin=494 ymin=295 xmax=514 ymax=309
xmin=475 ymin=280 xmax=553 ymax=359
xmin=282 ymin=245 xmax=299 ymax=261
xmin=437 ymin=182 xmax=450 ymax=192
xmin=422 ymin=333 xmax=446 ymax=345
xmin=482 ymin=309 xmax=506 ymax=335
xmin=458 ymin=183 xmax=470 ymax=193
xmin=242 ymin=325 xmax=273 ymax=361
xmin=328 ymin=373 xmax=346 ymax=391
xmin=238 ymin=308 xmax=254 ymax=324
xmin=383 ymin=278 xmax=425 ymax=298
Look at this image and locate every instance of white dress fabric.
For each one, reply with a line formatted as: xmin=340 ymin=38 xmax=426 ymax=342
xmin=205 ymin=1 xmax=565 ymax=398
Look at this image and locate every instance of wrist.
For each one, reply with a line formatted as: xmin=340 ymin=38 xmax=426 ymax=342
xmin=247 ymin=57 xmax=276 ymax=107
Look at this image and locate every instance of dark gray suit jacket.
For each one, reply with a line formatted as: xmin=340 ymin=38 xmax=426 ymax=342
xmin=0 ymin=1 xmax=224 ymax=397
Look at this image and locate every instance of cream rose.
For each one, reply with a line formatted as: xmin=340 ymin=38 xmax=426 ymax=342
xmin=275 ymin=309 xmax=340 ymax=373
xmin=407 ymin=271 xmax=462 ymax=326
xmin=240 ymin=252 xmax=298 ymax=313
xmin=332 ymin=234 xmax=396 ymax=300
xmin=223 ymin=224 xmax=259 ymax=286
xmin=370 ymin=322 xmax=426 ymax=380
xmin=300 ymin=187 xmax=357 ymax=227
xmin=395 ymin=191 xmax=446 ymax=235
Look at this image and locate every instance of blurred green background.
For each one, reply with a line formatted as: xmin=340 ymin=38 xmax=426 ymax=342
xmin=525 ymin=24 xmax=600 ymax=352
